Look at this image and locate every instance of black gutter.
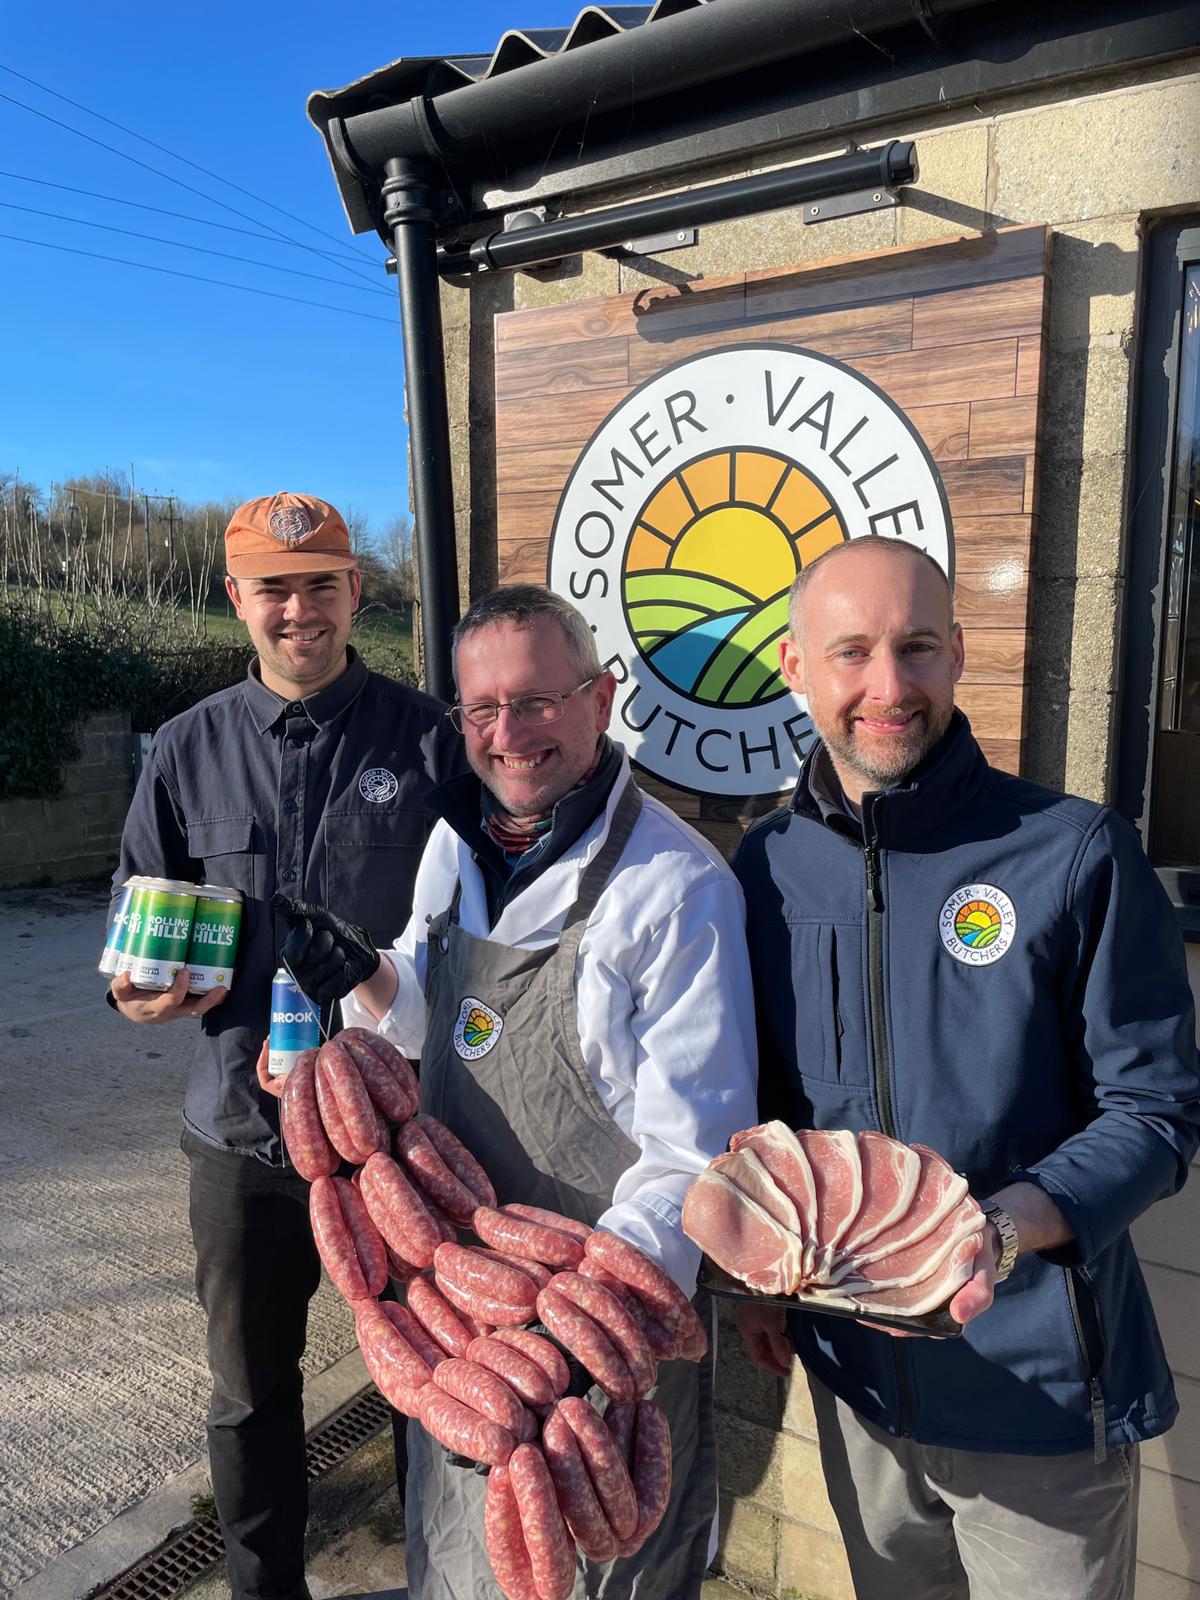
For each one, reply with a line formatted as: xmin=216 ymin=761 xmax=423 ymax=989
xmin=309 ymin=0 xmax=995 ymax=238
xmin=439 ymin=141 xmax=917 ymax=276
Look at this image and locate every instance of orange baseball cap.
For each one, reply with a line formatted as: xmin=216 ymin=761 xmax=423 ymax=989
xmin=224 ymin=492 xmax=357 ymax=578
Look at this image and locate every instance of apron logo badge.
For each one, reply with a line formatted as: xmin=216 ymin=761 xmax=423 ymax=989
xmin=938 ymin=883 xmax=1017 ymax=967
xmin=359 ymin=767 xmax=399 ymax=803
xmin=453 ymin=996 xmax=504 ymax=1060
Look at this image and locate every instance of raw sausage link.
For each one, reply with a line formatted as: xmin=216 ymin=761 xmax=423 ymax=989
xmin=474 ymin=1205 xmax=586 ymax=1270
xmin=435 ymin=1244 xmax=538 ymax=1318
xmin=313 ymin=1059 xmax=372 ymax=1164
xmin=617 ymin=1399 xmax=673 ymax=1558
xmin=477 ymin=1248 xmax=554 ymax=1293
xmin=406 ymin=1274 xmax=477 ymax=1359
xmin=578 ymin=1262 xmax=680 ymax=1360
xmin=359 ymin=1152 xmax=442 ymax=1268
xmin=509 ymin=1443 xmax=577 ymax=1600
xmin=280 ymin=1049 xmax=338 ymax=1180
xmin=360 ymin=1168 xmax=427 ymax=1276
xmin=316 ymin=1039 xmax=388 ymax=1156
xmin=310 ymin=1176 xmax=384 ymax=1301
xmin=417 ymin=1385 xmax=516 ymax=1468
xmin=437 ymin=1266 xmax=537 ymax=1329
xmin=541 ymin=1405 xmax=618 ymax=1563
xmin=395 ymin=1121 xmax=479 ymax=1223
xmin=432 ymin=1357 xmax=531 ymax=1440
xmin=502 ymin=1203 xmax=593 ymax=1243
xmin=354 ymin=1298 xmax=434 ymax=1406
xmin=553 ymin=1396 xmax=638 ymax=1541
xmin=491 ymin=1328 xmax=571 ymax=1398
xmin=338 ymin=1176 xmax=389 ymax=1297
xmin=338 ymin=1029 xmax=418 ymax=1124
xmin=415 ymin=1114 xmax=497 ymax=1209
xmin=467 ymin=1336 xmax=558 ymax=1408
xmin=548 ymin=1273 xmax=656 ymax=1398
xmin=485 ymin=1464 xmax=539 ymax=1600
xmin=583 ymin=1231 xmax=707 ymax=1360
xmin=377 ymin=1300 xmax=447 ymax=1372
xmin=535 ymin=1287 xmax=635 ymax=1402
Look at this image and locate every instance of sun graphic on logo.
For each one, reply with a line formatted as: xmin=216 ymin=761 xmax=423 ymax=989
xmin=953 ymin=900 xmax=1003 ymax=950
xmin=621 ymin=447 xmax=847 ymax=707
xmin=463 ymin=1008 xmax=495 ymax=1050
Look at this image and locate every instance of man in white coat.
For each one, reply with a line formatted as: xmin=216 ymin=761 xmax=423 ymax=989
xmin=273 ymin=584 xmax=758 ymax=1599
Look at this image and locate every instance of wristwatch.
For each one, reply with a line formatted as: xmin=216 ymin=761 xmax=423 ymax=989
xmin=984 ymin=1205 xmax=1020 ymax=1283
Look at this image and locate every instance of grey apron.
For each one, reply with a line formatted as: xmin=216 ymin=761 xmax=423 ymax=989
xmin=405 ymin=780 xmax=717 ymax=1600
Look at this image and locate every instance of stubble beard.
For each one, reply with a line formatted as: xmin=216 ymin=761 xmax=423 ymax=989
xmin=822 ymin=702 xmax=951 ymax=793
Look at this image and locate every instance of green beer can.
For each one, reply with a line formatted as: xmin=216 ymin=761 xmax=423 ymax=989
xmin=186 ymin=885 xmax=243 ymax=995
xmin=125 ymin=878 xmax=198 ymax=990
xmin=99 ymin=875 xmax=146 ymax=977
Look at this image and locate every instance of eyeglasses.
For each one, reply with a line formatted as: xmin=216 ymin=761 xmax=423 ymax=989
xmin=448 ymin=676 xmax=598 ymax=732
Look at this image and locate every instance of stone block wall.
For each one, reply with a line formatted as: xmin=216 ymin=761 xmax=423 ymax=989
xmin=0 ymin=711 xmax=133 ymax=888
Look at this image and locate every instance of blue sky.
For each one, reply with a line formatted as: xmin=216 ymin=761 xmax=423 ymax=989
xmin=0 ymin=2 xmax=577 ymax=536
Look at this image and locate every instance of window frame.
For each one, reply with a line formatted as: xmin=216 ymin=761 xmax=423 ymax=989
xmin=1115 ymin=215 xmax=1200 ymax=934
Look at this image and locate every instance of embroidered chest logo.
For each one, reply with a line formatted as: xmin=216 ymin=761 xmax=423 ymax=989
xmin=453 ymin=997 xmax=504 ymax=1061
xmin=267 ymin=504 xmax=314 ymax=547
xmin=359 ymin=767 xmax=399 ymax=803
xmin=938 ymin=883 xmax=1017 ymax=967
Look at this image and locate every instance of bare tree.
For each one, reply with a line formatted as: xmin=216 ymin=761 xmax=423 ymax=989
xmin=377 ymin=512 xmax=416 ymax=603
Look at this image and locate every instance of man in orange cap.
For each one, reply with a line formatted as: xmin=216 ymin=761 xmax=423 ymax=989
xmin=108 ymin=492 xmax=462 ymax=1600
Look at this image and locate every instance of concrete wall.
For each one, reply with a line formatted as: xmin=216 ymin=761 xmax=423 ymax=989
xmin=0 ymin=711 xmax=133 ymax=888
xmin=444 ymin=51 xmax=1200 ymax=1600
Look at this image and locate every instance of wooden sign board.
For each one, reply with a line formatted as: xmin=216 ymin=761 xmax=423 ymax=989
xmin=494 ymin=225 xmax=1049 ymax=855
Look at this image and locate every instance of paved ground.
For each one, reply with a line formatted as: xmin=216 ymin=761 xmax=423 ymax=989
xmin=0 ymin=884 xmax=358 ymax=1599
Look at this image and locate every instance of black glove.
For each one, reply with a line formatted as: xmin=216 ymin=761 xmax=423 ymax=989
xmin=272 ymin=893 xmax=380 ymax=1004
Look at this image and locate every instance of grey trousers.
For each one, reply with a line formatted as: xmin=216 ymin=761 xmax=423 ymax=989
xmin=809 ymin=1378 xmax=1140 ymax=1600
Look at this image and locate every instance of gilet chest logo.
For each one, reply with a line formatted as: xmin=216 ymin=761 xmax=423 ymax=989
xmin=938 ymin=884 xmax=1017 ymax=967
xmin=453 ymin=997 xmax=504 ymax=1061
xmin=359 ymin=767 xmax=398 ymax=803
xmin=548 ymin=343 xmax=952 ymax=798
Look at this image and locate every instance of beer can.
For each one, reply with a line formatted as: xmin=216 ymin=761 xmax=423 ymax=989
xmin=125 ymin=879 xmax=198 ymax=990
xmin=99 ymin=876 xmax=145 ymax=977
xmin=269 ymin=968 xmax=320 ymax=1077
xmin=186 ymin=885 xmax=243 ymax=995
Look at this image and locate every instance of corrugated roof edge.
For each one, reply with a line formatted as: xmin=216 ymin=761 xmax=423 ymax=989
xmin=307 ymin=1 xmax=703 ymax=126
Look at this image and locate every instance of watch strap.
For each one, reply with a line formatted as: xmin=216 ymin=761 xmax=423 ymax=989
xmin=984 ymin=1205 xmax=1019 ymax=1283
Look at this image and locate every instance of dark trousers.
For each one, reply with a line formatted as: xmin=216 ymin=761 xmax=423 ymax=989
xmin=183 ymin=1128 xmax=320 ymax=1600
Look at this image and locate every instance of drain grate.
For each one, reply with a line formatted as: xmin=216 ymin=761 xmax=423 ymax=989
xmin=90 ymin=1386 xmax=392 ymax=1600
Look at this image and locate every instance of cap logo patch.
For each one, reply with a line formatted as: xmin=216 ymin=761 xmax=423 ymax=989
xmin=267 ymin=505 xmax=314 ymax=547
xmin=359 ymin=767 xmax=399 ymax=803
xmin=453 ymin=997 xmax=504 ymax=1061
xmin=938 ymin=883 xmax=1017 ymax=967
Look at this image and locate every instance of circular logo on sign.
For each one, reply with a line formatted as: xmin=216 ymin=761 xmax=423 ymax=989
xmin=359 ymin=767 xmax=399 ymax=803
xmin=267 ymin=505 xmax=314 ymax=547
xmin=453 ymin=996 xmax=504 ymax=1061
xmin=938 ymin=883 xmax=1017 ymax=967
xmin=548 ymin=343 xmax=953 ymax=797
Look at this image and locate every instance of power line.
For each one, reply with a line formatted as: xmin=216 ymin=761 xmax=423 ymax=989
xmin=0 ymin=88 xmax=381 ymax=291
xmin=0 ymin=198 xmax=391 ymax=296
xmin=0 ymin=168 xmax=380 ymax=270
xmin=0 ymin=61 xmax=373 ymax=262
xmin=0 ymin=230 xmax=397 ymax=325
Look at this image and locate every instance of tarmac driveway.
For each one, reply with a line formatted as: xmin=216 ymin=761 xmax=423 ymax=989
xmin=0 ymin=884 xmax=356 ymax=1598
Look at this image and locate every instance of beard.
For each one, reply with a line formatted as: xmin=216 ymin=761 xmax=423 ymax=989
xmin=821 ymin=699 xmax=952 ymax=791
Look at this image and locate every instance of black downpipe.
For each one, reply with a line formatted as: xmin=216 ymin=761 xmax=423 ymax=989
xmin=438 ymin=142 xmax=917 ymax=277
xmin=381 ymin=158 xmax=460 ymax=705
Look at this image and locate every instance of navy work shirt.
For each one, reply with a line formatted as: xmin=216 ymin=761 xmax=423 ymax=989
xmin=111 ymin=648 xmax=463 ymax=1163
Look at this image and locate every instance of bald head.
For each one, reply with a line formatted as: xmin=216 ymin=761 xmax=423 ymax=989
xmin=779 ymin=534 xmax=963 ymax=807
xmin=789 ymin=536 xmax=953 ymax=642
